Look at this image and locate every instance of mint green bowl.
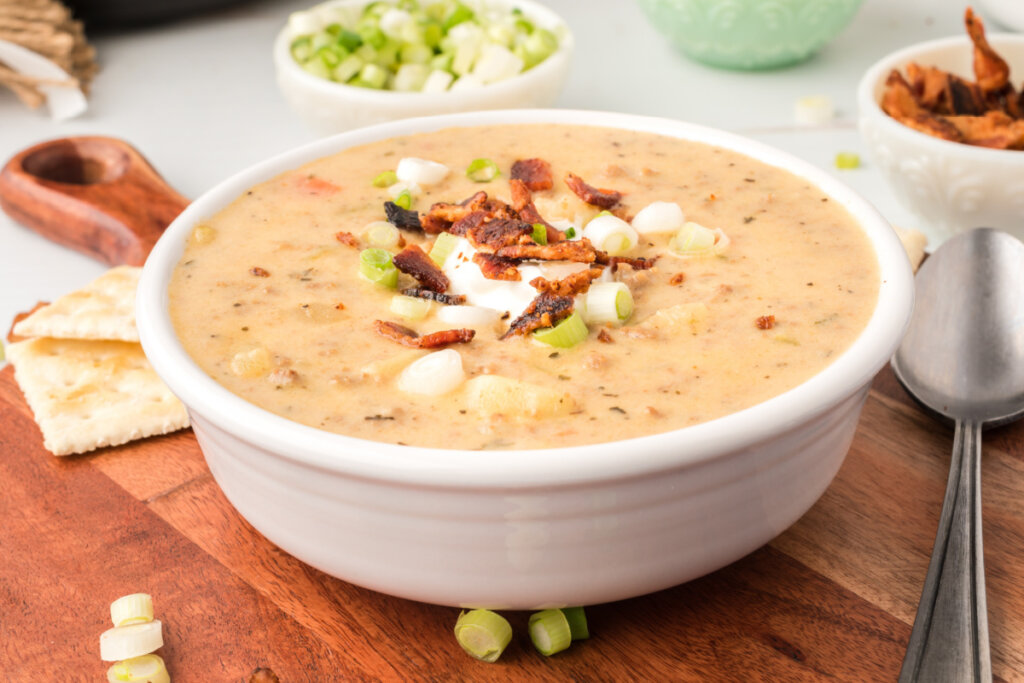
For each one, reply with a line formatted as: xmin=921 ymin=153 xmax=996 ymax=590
xmin=636 ymin=0 xmax=863 ymax=70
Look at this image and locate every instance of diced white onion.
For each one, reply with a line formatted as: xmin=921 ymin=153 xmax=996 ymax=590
xmin=583 ymin=214 xmax=638 ymax=256
xmin=396 ymin=157 xmax=449 ymax=187
xmin=110 ymin=594 xmax=153 ymax=627
xmin=422 ymin=69 xmax=454 ymax=93
xmin=712 ymin=228 xmax=730 ymax=253
xmin=397 ymin=349 xmax=466 ymax=396
xmin=390 ymin=295 xmax=432 ymax=320
xmin=794 ymin=95 xmax=835 ymax=126
xmin=450 ymin=73 xmax=484 ymax=91
xmin=669 ymin=222 xmax=730 ymax=257
xmin=631 ymin=201 xmax=685 ymax=235
xmin=437 ymin=305 xmax=502 ymax=327
xmin=100 ymin=621 xmax=164 ymax=661
xmin=472 ymin=43 xmax=523 ymax=84
xmin=387 ymin=180 xmax=421 ymax=198
xmin=379 ymin=8 xmax=412 ymax=38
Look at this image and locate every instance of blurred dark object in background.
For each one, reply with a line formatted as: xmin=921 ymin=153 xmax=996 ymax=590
xmin=64 ymin=0 xmax=254 ymax=29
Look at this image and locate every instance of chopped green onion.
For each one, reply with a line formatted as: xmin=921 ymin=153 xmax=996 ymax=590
xmin=290 ymin=36 xmax=313 ymax=62
xmin=531 ymin=223 xmax=548 ymax=245
xmin=332 ymin=54 xmax=364 ymax=82
xmin=363 ymin=220 xmax=400 ymax=249
xmin=373 ymin=170 xmax=398 ymax=188
xmin=454 ymin=609 xmax=512 ymax=662
xmin=106 ymin=654 xmax=170 ymax=683
xmin=110 ymin=594 xmax=154 ymax=628
xmin=99 ymin=621 xmax=164 ymax=661
xmin=390 ymin=294 xmax=432 ymax=320
xmin=565 ymin=226 xmax=576 ymax=239
xmin=357 ymin=62 xmax=389 ymax=88
xmin=393 ymin=189 xmax=413 ymax=210
xmin=443 ymin=2 xmax=474 ymax=30
xmin=429 ymin=232 xmax=461 ymax=266
xmin=337 ymin=28 xmax=363 ymax=52
xmin=582 ymin=214 xmax=638 ymax=256
xmin=465 ymin=158 xmax=500 ymax=182
xmin=359 ymin=248 xmax=399 ymax=288
xmin=670 ymin=222 xmax=717 ymax=255
xmin=528 ymin=609 xmax=572 ymax=656
xmin=582 ymin=282 xmax=633 ymax=326
xmin=559 ymin=607 xmax=589 ymax=640
xmin=533 ymin=311 xmax=588 ymax=348
xmin=835 ymin=152 xmax=861 ymax=170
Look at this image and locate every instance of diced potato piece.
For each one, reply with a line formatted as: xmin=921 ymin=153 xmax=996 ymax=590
xmin=190 ymin=224 xmax=216 ymax=244
xmin=360 ymin=350 xmax=426 ymax=383
xmin=464 ymin=375 xmax=575 ymax=419
xmin=230 ymin=347 xmax=272 ymax=377
xmin=638 ymin=303 xmax=709 ymax=335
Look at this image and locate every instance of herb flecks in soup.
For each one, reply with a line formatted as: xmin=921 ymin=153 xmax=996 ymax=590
xmin=169 ymin=124 xmax=879 ymax=450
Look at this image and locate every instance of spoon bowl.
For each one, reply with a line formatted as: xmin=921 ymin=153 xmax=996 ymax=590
xmin=892 ymin=227 xmax=1024 ymax=682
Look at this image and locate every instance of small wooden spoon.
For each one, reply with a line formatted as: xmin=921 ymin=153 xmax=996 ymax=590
xmin=0 ymin=137 xmax=187 ymax=266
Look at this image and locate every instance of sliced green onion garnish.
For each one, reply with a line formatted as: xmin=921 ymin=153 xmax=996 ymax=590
xmin=533 ymin=311 xmax=588 ymax=348
xmin=373 ymin=170 xmax=398 ymax=188
xmin=337 ymin=28 xmax=363 ymax=52
xmin=466 ymin=158 xmax=500 ymax=182
xmin=582 ymin=214 xmax=637 ymax=257
xmin=429 ymin=232 xmax=461 ymax=266
xmin=559 ymin=607 xmax=589 ymax=640
xmin=444 ymin=2 xmax=475 ymax=30
xmin=394 ymin=189 xmax=413 ymax=210
xmin=528 ymin=609 xmax=572 ymax=656
xmin=357 ymin=62 xmax=389 ymax=88
xmin=110 ymin=594 xmax=154 ymax=628
xmin=333 ymin=54 xmax=364 ymax=82
xmin=531 ymin=223 xmax=548 ymax=245
xmin=390 ymin=294 xmax=432 ymax=320
xmin=359 ymin=248 xmax=399 ymax=288
xmin=290 ymin=36 xmax=313 ymax=62
xmin=582 ymin=282 xmax=633 ymax=326
xmin=835 ymin=152 xmax=861 ymax=170
xmin=565 ymin=226 xmax=576 ymax=239
xmin=454 ymin=609 xmax=512 ymax=662
xmin=106 ymin=654 xmax=170 ymax=683
xmin=363 ymin=220 xmax=400 ymax=249
xmin=670 ymin=222 xmax=717 ymax=255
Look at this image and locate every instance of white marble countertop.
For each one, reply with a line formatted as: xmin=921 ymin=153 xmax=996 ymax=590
xmin=0 ymin=0 xmax=996 ymax=337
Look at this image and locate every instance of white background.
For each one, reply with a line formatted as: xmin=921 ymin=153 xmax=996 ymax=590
xmin=0 ymin=0 xmax=993 ymax=338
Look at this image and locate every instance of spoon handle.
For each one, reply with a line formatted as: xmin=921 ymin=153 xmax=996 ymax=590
xmin=899 ymin=419 xmax=990 ymax=683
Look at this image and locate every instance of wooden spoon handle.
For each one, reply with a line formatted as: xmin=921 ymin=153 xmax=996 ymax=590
xmin=0 ymin=137 xmax=188 ymax=266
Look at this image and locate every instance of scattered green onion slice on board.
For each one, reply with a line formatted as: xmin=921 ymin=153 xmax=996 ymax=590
xmin=835 ymin=152 xmax=861 ymax=170
xmin=429 ymin=232 xmax=461 ymax=266
xmin=99 ymin=621 xmax=164 ymax=662
xmin=531 ymin=223 xmax=548 ymax=245
xmin=359 ymin=248 xmax=399 ymax=288
xmin=454 ymin=609 xmax=512 ymax=662
xmin=533 ymin=312 xmax=588 ymax=348
xmin=465 ymin=157 xmax=500 ymax=182
xmin=110 ymin=594 xmax=154 ymax=628
xmin=528 ymin=609 xmax=572 ymax=656
xmin=106 ymin=654 xmax=170 ymax=683
xmin=373 ymin=170 xmax=398 ymax=187
xmin=559 ymin=606 xmax=589 ymax=640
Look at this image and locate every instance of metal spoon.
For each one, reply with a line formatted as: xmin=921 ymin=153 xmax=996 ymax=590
xmin=892 ymin=227 xmax=1024 ymax=682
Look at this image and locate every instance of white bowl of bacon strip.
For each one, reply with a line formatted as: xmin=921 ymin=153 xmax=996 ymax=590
xmin=137 ymin=109 xmax=912 ymax=609
xmin=858 ymin=9 xmax=1024 ymax=243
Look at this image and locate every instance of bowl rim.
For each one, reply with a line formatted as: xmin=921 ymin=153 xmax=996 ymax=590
xmin=137 ymin=108 xmax=913 ymax=489
xmin=857 ymin=32 xmax=1024 ymax=161
xmin=273 ymin=0 xmax=574 ymax=104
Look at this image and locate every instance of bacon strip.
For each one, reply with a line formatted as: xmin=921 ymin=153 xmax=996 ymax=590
xmin=392 ymin=244 xmax=449 ymax=292
xmin=401 ymin=288 xmax=466 ymax=305
xmin=466 ymin=217 xmax=534 ymax=252
xmin=373 ymin=320 xmax=475 ymax=348
xmin=529 ymin=267 xmax=604 ymax=297
xmin=473 ymin=252 xmax=521 ymax=281
xmin=511 ymin=158 xmax=554 ymax=191
xmin=501 ymin=293 xmax=574 ymax=339
xmin=564 ymin=172 xmax=623 ymax=209
xmin=384 ymin=202 xmax=422 ymax=231
xmin=966 ymin=7 xmax=1009 ymax=95
xmin=610 ymin=255 xmax=658 ymax=272
xmin=450 ymin=209 xmax=491 ymax=236
xmin=496 ymin=239 xmax=598 ymax=263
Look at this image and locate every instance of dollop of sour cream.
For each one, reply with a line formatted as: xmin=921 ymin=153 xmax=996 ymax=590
xmin=442 ymin=238 xmax=595 ymax=319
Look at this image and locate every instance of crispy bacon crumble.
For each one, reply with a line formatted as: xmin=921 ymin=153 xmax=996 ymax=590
xmin=335 ymin=231 xmax=359 ymax=247
xmin=502 ymin=292 xmax=575 ymax=339
xmin=374 ymin=320 xmax=475 ymax=348
xmin=756 ymin=315 xmax=776 ymax=330
xmin=511 ymin=158 xmax=554 ymax=191
xmin=564 ymin=172 xmax=623 ymax=209
xmin=250 ymin=267 xmax=270 ymax=277
xmin=473 ymin=252 xmax=522 ymax=281
xmin=384 ymin=201 xmax=423 ymax=231
xmin=401 ymin=288 xmax=466 ymax=305
xmin=392 ymin=244 xmax=450 ymax=292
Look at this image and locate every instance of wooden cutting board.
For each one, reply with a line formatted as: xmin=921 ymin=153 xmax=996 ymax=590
xmin=2 ymin=361 xmax=1023 ymax=682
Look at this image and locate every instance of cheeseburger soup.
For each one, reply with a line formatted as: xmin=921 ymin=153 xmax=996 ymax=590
xmin=169 ymin=124 xmax=879 ymax=450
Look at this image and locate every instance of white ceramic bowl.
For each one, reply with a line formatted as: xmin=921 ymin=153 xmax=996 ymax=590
xmin=858 ymin=35 xmax=1024 ymax=243
xmin=273 ymin=0 xmax=573 ymax=135
xmin=137 ymin=109 xmax=913 ymax=609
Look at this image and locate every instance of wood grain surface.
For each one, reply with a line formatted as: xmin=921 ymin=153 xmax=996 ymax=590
xmin=2 ymin=363 xmax=1023 ymax=682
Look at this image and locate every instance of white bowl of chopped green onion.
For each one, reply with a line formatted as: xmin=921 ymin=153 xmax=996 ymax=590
xmin=274 ymin=0 xmax=573 ymax=134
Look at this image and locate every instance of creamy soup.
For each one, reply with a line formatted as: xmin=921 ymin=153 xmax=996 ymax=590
xmin=169 ymin=124 xmax=879 ymax=450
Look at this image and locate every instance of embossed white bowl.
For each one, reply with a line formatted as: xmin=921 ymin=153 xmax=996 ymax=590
xmin=858 ymin=35 xmax=1024 ymax=242
xmin=273 ymin=0 xmax=573 ymax=135
xmin=137 ymin=109 xmax=913 ymax=609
